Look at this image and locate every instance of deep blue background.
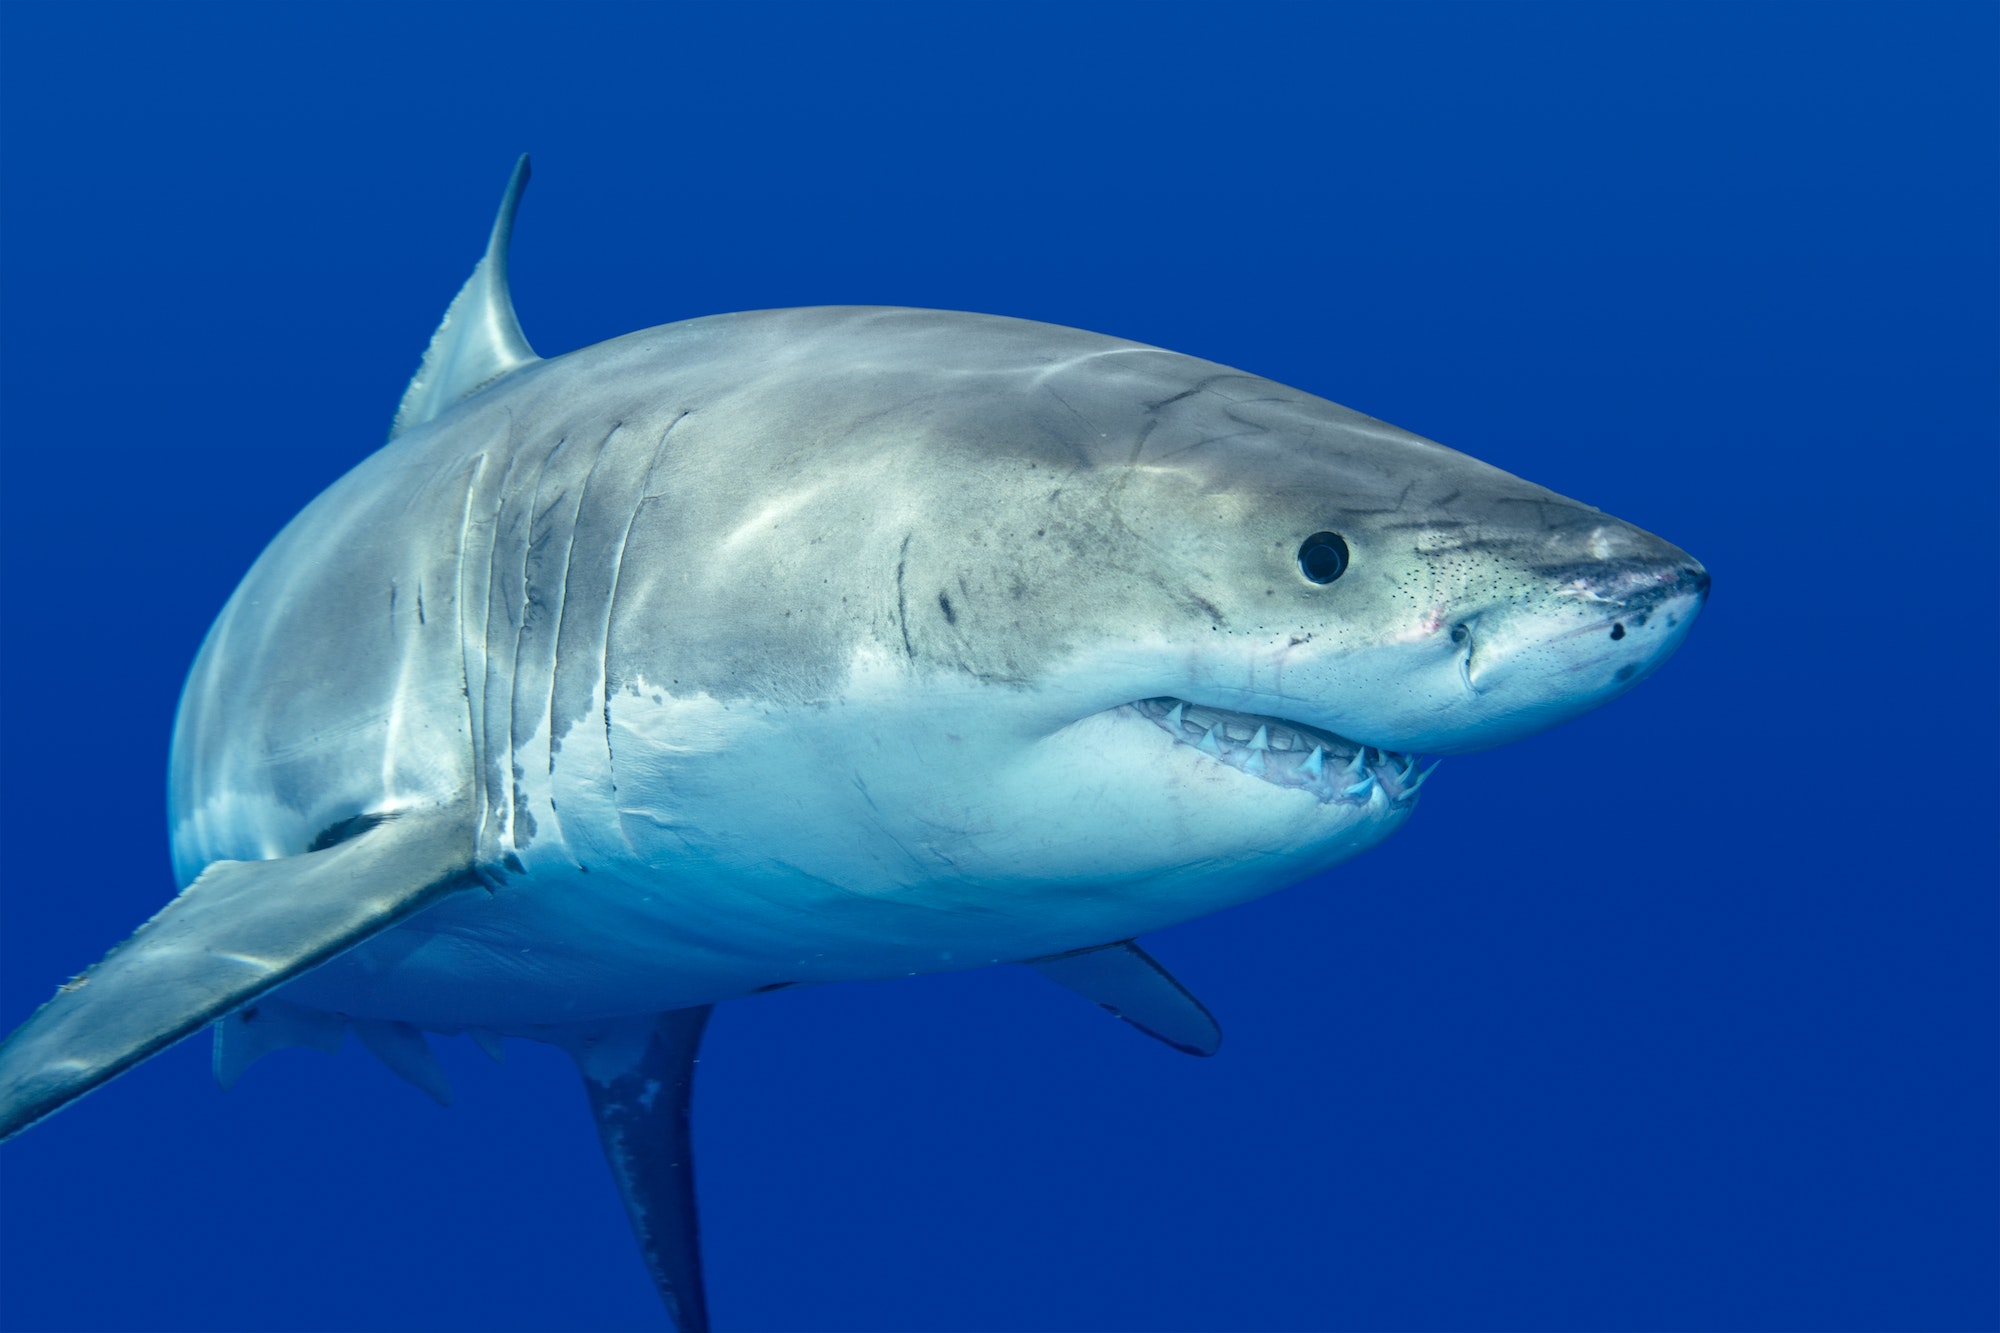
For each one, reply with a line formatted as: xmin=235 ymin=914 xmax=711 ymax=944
xmin=1 ymin=4 xmax=1994 ymax=1331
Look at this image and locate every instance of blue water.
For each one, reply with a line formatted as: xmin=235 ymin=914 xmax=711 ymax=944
xmin=1 ymin=4 xmax=1993 ymax=1330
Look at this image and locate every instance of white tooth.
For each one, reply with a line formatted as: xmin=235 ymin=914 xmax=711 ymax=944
xmin=1249 ymin=725 xmax=1269 ymax=751
xmin=1399 ymin=755 xmax=1418 ymax=783
xmin=1198 ymin=725 xmax=1224 ymax=756
xmin=1398 ymin=760 xmax=1441 ymax=801
xmin=1164 ymin=702 xmax=1185 ymax=730
xmin=1343 ymin=772 xmax=1376 ymax=799
xmin=1303 ymin=746 xmax=1325 ymax=779
xmin=1344 ymin=747 xmax=1368 ymax=776
xmin=1243 ymin=749 xmax=1267 ymax=775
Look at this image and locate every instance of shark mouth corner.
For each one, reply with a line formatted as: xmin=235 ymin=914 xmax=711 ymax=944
xmin=1127 ymin=697 xmax=1437 ymax=806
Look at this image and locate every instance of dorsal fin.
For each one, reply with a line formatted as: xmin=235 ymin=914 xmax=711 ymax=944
xmin=390 ymin=154 xmax=540 ymax=440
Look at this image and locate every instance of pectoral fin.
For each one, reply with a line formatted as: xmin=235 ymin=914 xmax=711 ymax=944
xmin=559 ymin=1008 xmax=713 ymax=1333
xmin=1027 ymin=940 xmax=1222 ymax=1057
xmin=0 ymin=801 xmax=479 ymax=1140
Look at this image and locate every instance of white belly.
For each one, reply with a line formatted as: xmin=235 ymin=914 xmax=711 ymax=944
xmin=276 ymin=671 xmax=1413 ymax=1029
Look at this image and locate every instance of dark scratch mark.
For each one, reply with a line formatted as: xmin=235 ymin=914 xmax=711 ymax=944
xmin=1125 ymin=418 xmax=1158 ymax=474
xmin=307 ymin=811 xmax=394 ymax=853
xmin=1143 ymin=373 xmax=1243 ymax=412
xmin=895 ymin=533 xmax=914 ymax=659
xmin=1146 ymin=384 xmax=1205 ymax=411
xmin=1042 ymin=385 xmax=1091 ymax=430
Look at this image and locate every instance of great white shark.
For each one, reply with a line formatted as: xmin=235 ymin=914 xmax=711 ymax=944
xmin=0 ymin=158 xmax=1707 ymax=1330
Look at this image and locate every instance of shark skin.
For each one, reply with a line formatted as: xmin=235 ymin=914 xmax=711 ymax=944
xmin=0 ymin=158 xmax=1708 ymax=1330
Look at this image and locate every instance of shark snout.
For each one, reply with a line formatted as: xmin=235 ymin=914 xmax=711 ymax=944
xmin=1579 ymin=555 xmax=1711 ymax=615
xmin=1379 ymin=535 xmax=1709 ymax=755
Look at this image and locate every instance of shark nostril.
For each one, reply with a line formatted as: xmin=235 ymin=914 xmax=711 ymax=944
xmin=1691 ymin=566 xmax=1712 ymax=598
xmin=1610 ymin=622 xmax=1626 ymax=640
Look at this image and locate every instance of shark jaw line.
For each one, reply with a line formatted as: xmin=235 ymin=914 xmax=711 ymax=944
xmin=1125 ymin=697 xmax=1437 ymax=806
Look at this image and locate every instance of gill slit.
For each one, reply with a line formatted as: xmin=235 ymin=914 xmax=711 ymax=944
xmin=477 ymin=438 xmax=532 ymax=853
xmin=602 ymin=412 xmax=691 ymax=856
xmin=501 ymin=434 xmax=567 ymax=853
xmin=540 ymin=422 xmax=620 ymax=842
xmin=452 ymin=452 xmax=492 ymax=851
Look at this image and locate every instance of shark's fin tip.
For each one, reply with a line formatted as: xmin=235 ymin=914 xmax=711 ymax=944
xmin=559 ymin=1008 xmax=713 ymax=1333
xmin=469 ymin=1026 xmax=507 ymax=1063
xmin=1027 ymin=939 xmax=1223 ymax=1057
xmin=389 ymin=156 xmax=542 ymax=441
xmin=0 ymin=804 xmax=476 ymax=1141
xmin=212 ymin=999 xmax=345 ymax=1090
xmin=353 ymin=1018 xmax=453 ymax=1106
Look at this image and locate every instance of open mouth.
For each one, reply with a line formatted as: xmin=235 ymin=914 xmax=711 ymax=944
xmin=1128 ymin=697 xmax=1436 ymax=806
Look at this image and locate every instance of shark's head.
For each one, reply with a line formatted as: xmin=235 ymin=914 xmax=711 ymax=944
xmin=598 ymin=311 xmax=1709 ymax=959
xmin=1057 ymin=387 xmax=1713 ymax=760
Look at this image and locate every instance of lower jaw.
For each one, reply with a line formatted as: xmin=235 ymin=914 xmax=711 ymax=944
xmin=1126 ymin=697 xmax=1436 ymax=807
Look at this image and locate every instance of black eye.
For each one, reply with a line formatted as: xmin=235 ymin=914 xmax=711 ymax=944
xmin=1297 ymin=531 xmax=1350 ymax=584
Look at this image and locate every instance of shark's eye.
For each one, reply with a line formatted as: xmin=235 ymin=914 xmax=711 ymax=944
xmin=1297 ymin=532 xmax=1350 ymax=584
